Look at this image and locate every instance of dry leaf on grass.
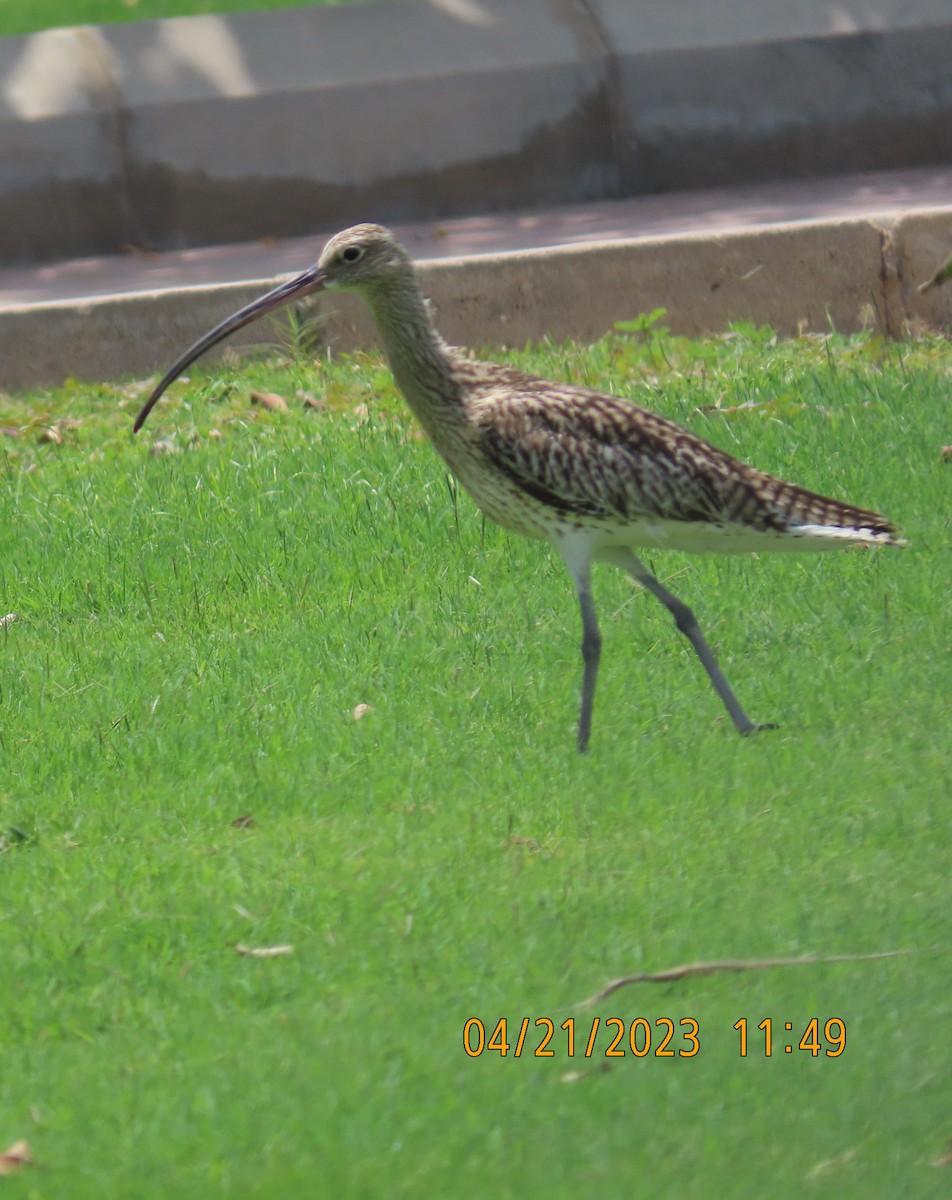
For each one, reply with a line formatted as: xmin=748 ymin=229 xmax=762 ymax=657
xmin=231 ymin=815 xmax=255 ymax=829
xmin=351 ymin=703 xmax=374 ymax=721
xmin=0 ymin=613 xmax=16 ymax=630
xmin=940 ymin=446 xmax=952 ymax=461
xmin=933 ymin=1141 xmax=952 ymax=1168
xmin=805 ymin=1146 xmax=858 ymax=1180
xmin=234 ymin=943 xmax=294 ymax=958
xmin=249 ymin=391 xmax=289 ymax=413
xmin=0 ymin=1140 xmax=33 ymax=1175
xmin=561 ymin=1063 xmax=612 ymax=1084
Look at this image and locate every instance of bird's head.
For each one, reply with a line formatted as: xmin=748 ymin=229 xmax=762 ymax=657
xmin=317 ymin=224 xmax=412 ymax=292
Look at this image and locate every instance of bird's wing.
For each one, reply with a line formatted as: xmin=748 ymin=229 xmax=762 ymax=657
xmin=468 ymin=376 xmax=752 ymax=526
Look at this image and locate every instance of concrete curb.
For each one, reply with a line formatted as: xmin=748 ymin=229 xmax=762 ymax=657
xmin=2 ymin=0 xmax=951 ymax=264
xmin=2 ymin=203 xmax=950 ymax=393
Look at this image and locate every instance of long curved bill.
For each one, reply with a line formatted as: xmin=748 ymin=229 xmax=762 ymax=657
xmin=133 ymin=263 xmax=327 ymax=433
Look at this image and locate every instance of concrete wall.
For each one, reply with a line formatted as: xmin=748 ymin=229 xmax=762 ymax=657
xmin=1 ymin=0 xmax=951 ymax=264
xmin=3 ymin=206 xmax=950 ymax=392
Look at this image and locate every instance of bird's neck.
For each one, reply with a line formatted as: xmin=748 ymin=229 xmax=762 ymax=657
xmin=362 ymin=275 xmax=464 ymax=435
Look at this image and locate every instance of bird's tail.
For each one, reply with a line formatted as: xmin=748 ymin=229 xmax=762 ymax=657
xmin=754 ymin=474 xmax=905 ymax=547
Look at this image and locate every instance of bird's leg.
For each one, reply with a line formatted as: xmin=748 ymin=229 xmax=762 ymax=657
xmin=565 ymin=565 xmax=601 ymax=752
xmin=576 ymin=587 xmax=602 ymax=752
xmin=612 ymin=549 xmax=775 ymax=736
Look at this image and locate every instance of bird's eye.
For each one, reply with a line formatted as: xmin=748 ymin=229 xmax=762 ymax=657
xmin=341 ymin=246 xmax=364 ymax=264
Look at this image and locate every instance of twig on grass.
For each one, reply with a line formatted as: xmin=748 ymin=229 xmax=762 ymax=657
xmin=576 ymin=948 xmax=918 ymax=1009
xmin=234 ymin=943 xmax=294 ymax=958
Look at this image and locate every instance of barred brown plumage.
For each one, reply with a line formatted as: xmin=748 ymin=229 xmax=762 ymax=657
xmin=135 ymin=223 xmax=904 ymax=751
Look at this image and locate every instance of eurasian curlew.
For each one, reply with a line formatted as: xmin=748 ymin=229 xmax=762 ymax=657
xmin=135 ymin=224 xmax=902 ymax=750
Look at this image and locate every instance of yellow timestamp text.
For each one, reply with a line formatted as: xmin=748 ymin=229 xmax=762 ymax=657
xmin=463 ymin=1016 xmax=701 ymax=1058
xmin=733 ymin=1017 xmax=847 ymax=1057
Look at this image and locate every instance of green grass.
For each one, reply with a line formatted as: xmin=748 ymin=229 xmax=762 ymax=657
xmin=0 ymin=322 xmax=950 ymax=1197
xmin=0 ymin=0 xmax=364 ymax=39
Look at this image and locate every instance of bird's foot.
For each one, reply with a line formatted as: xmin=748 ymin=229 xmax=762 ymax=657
xmin=740 ymin=722 xmax=779 ymax=737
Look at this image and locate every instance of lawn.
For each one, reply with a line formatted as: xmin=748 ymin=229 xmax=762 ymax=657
xmin=0 ymin=321 xmax=949 ymax=1197
xmin=0 ymin=0 xmax=365 ymax=39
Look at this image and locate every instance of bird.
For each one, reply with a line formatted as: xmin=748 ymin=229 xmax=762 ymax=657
xmin=134 ymin=223 xmax=903 ymax=751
